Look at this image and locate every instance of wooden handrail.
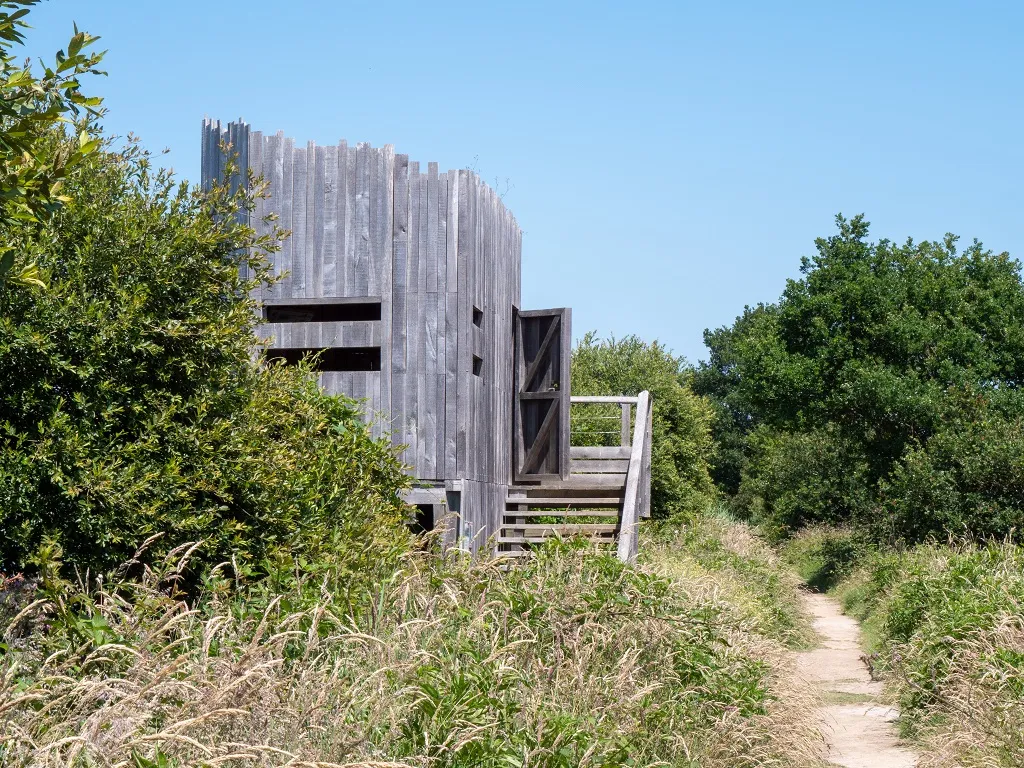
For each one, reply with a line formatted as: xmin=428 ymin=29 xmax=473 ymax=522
xmin=617 ymin=390 xmax=650 ymax=563
xmin=570 ymin=395 xmax=640 ymax=404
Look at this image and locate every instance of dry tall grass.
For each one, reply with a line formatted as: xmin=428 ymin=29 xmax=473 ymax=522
xmin=2 ymin=528 xmax=827 ymax=768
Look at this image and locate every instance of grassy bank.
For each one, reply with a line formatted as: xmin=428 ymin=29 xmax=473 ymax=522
xmin=784 ymin=526 xmax=1024 ymax=768
xmin=1 ymin=519 xmax=824 ymax=768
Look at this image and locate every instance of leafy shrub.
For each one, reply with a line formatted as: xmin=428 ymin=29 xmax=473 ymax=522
xmin=0 ymin=137 xmax=410 ymax=579
xmin=781 ymin=525 xmax=871 ymax=592
xmin=572 ymin=332 xmax=717 ymax=519
xmin=698 ymin=214 xmax=1024 ymax=542
xmin=0 ymin=0 xmax=104 ymax=288
xmin=735 ymin=425 xmax=872 ymax=539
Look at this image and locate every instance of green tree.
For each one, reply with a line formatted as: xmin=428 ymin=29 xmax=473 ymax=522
xmin=699 ymin=214 xmax=1024 ymax=541
xmin=0 ymin=0 xmax=104 ymax=288
xmin=572 ymin=333 xmax=716 ymax=519
xmin=0 ymin=136 xmax=410 ymax=579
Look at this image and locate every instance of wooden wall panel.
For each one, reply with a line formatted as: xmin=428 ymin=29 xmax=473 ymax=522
xmin=203 ymin=120 xmax=524 ymax=535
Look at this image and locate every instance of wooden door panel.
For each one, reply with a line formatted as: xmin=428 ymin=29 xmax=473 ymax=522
xmin=514 ymin=309 xmax=571 ymax=481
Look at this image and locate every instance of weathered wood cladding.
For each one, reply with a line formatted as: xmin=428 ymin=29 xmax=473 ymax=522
xmin=201 ymin=120 xmax=522 ymax=508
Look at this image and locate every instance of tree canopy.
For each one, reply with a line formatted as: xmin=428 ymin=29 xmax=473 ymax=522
xmin=697 ymin=215 xmax=1024 ymax=541
xmin=572 ymin=333 xmax=716 ymax=519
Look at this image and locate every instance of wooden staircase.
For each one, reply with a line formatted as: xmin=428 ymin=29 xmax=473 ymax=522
xmin=498 ymin=392 xmax=653 ymax=561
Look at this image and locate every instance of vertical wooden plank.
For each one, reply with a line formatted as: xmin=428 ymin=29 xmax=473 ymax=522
xmin=435 ymin=174 xmax=448 ymax=476
xmin=307 ymin=142 xmax=321 ymax=298
xmin=378 ymin=145 xmax=395 ymax=436
xmin=495 ymin=200 xmax=506 ymax=484
xmin=238 ymin=122 xmax=250 ymax=211
xmin=560 ymin=307 xmax=573 ymax=479
xmin=366 ymin=146 xmax=381 ymax=297
xmin=303 ymin=141 xmax=314 ymax=298
xmin=344 ymin=142 xmax=359 ymax=297
xmin=320 ymin=145 xmax=337 ymax=299
xmin=336 ymin=140 xmax=349 ymax=298
xmin=474 ymin=176 xmax=485 ymax=482
xmin=200 ymin=119 xmax=210 ymax=191
xmin=492 ymin=196 xmax=500 ymax=483
xmin=225 ymin=122 xmax=237 ymax=196
xmin=291 ymin=145 xmax=308 ymax=297
xmin=391 ymin=154 xmax=410 ymax=463
xmin=456 ymin=171 xmax=471 ymax=479
xmin=202 ymin=119 xmax=216 ymax=191
xmin=444 ymin=169 xmax=460 ymax=480
xmin=279 ymin=136 xmax=295 ymax=298
xmin=254 ymin=131 xmax=273 ymax=304
xmin=353 ymin=143 xmax=371 ymax=296
xmin=421 ymin=162 xmax=438 ymax=478
xmin=243 ymin=129 xmax=263 ymax=286
xmin=407 ymin=164 xmax=422 ymax=475
xmin=263 ymin=132 xmax=282 ymax=300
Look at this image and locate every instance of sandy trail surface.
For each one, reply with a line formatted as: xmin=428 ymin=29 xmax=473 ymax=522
xmin=796 ymin=592 xmax=920 ymax=768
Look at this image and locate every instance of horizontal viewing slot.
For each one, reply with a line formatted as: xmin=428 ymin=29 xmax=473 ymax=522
xmin=266 ymin=346 xmax=381 ymax=372
xmin=264 ymin=301 xmax=381 ymax=323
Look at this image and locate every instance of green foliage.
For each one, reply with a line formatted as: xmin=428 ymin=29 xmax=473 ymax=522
xmin=650 ymin=510 xmax=815 ymax=648
xmin=0 ymin=133 xmax=410 ymax=579
xmin=572 ymin=332 xmax=717 ymax=519
xmin=0 ymin=1 xmax=104 ymax=288
xmin=697 ymin=214 xmax=1024 ymax=542
xmin=780 ymin=525 xmax=871 ymax=593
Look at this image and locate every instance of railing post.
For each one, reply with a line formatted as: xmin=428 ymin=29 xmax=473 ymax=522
xmin=620 ymin=402 xmax=632 ymax=447
xmin=617 ymin=390 xmax=649 ymax=563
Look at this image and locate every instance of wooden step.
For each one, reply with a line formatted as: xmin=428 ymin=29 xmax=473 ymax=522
xmin=505 ymin=501 xmax=618 ymax=514
xmin=570 ymin=446 xmax=631 ymax=459
xmin=503 ymin=510 xmax=620 ymax=519
xmin=499 ymin=536 xmax=617 ymax=545
xmin=510 ymin=474 xmax=626 ymax=491
xmin=505 ymin=496 xmax=622 ymax=506
xmin=500 ymin=523 xmax=620 ymax=534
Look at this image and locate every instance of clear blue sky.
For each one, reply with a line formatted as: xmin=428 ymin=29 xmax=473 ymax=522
xmin=24 ymin=1 xmax=1024 ymax=364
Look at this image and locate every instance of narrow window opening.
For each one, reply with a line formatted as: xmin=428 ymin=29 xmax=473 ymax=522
xmin=411 ymin=504 xmax=435 ymax=535
xmin=266 ymin=346 xmax=381 ymax=372
xmin=472 ymin=355 xmax=483 ymax=377
xmin=472 ymin=306 xmax=484 ymax=328
xmin=264 ymin=301 xmax=381 ymax=323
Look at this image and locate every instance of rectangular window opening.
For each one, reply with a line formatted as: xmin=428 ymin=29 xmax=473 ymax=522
xmin=264 ymin=301 xmax=382 ymax=323
xmin=411 ymin=504 xmax=435 ymax=535
xmin=266 ymin=346 xmax=381 ymax=372
xmin=472 ymin=355 xmax=483 ymax=377
xmin=472 ymin=306 xmax=484 ymax=328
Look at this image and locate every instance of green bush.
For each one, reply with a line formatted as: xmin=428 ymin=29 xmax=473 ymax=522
xmin=697 ymin=214 xmax=1024 ymax=542
xmin=572 ymin=333 xmax=717 ymax=519
xmin=0 ymin=137 xmax=410 ymax=579
xmin=780 ymin=524 xmax=871 ymax=592
xmin=735 ymin=425 xmax=872 ymax=539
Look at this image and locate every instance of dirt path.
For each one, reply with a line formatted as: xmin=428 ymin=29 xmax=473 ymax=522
xmin=796 ymin=592 xmax=920 ymax=768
